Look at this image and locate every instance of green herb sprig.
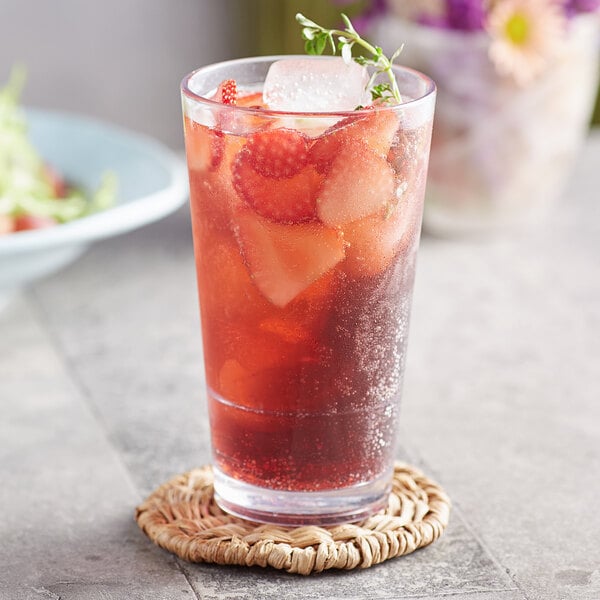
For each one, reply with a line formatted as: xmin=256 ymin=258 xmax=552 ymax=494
xmin=296 ymin=13 xmax=403 ymax=105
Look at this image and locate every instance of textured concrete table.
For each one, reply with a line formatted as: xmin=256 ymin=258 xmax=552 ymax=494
xmin=1 ymin=133 xmax=599 ymax=600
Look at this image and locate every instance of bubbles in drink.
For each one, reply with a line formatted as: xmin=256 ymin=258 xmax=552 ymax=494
xmin=185 ymin=73 xmax=433 ymax=494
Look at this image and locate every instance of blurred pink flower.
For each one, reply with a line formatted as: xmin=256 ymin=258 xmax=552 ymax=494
xmin=487 ymin=0 xmax=566 ymax=85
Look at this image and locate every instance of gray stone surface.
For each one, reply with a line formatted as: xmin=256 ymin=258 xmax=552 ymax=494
xmin=1 ymin=134 xmax=599 ymax=598
xmin=0 ymin=300 xmax=195 ymax=599
xmin=28 ymin=210 xmax=209 ymax=498
xmin=401 ymin=134 xmax=600 ymax=600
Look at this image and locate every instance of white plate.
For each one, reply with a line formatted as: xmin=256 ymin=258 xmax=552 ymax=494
xmin=0 ymin=109 xmax=189 ymax=304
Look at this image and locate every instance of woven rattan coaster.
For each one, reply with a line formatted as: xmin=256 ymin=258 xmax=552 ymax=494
xmin=135 ymin=462 xmax=451 ymax=575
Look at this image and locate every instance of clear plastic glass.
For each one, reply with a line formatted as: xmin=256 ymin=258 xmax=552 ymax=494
xmin=181 ymin=56 xmax=436 ymax=525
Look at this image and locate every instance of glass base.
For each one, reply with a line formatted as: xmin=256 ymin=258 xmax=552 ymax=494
xmin=213 ymin=466 xmax=392 ymax=526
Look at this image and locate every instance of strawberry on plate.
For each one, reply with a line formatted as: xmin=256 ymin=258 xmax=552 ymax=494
xmin=316 ymin=141 xmax=396 ymax=228
xmin=233 ymin=128 xmax=322 ymax=224
xmin=234 ymin=207 xmax=346 ymax=307
xmin=13 ymin=214 xmax=57 ymax=232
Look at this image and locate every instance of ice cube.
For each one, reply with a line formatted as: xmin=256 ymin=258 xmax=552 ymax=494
xmin=263 ymin=57 xmax=371 ymax=113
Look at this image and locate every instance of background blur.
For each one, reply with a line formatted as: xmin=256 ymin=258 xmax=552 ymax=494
xmin=1 ymin=0 xmax=598 ymax=151
xmin=0 ymin=0 xmax=251 ymax=149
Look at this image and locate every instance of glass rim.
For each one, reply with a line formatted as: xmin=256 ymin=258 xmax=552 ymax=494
xmin=180 ymin=54 xmax=436 ymax=118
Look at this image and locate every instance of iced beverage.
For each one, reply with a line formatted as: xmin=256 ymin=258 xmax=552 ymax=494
xmin=181 ymin=56 xmax=435 ymax=525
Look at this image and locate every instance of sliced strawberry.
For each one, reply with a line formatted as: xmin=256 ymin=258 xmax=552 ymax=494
xmin=309 ymin=109 xmax=399 ymax=173
xmin=343 ymin=194 xmax=421 ymax=278
xmin=237 ymin=92 xmax=265 ymax=108
xmin=220 ymin=92 xmax=274 ymax=135
xmin=196 ymin=240 xmax=269 ymax=322
xmin=216 ymin=359 xmax=314 ymax=416
xmin=234 ymin=208 xmax=346 ymax=307
xmin=218 ymin=359 xmax=258 ymax=410
xmin=308 ymin=125 xmax=347 ymax=174
xmin=232 ymin=149 xmax=321 ymax=224
xmin=245 ymin=128 xmax=309 ymax=178
xmin=14 ymin=214 xmax=57 ymax=231
xmin=184 ymin=116 xmax=224 ymax=172
xmin=188 ymin=132 xmax=248 ymax=239
xmin=259 ymin=316 xmax=313 ymax=344
xmin=220 ymin=317 xmax=322 ymax=376
xmin=316 ymin=141 xmax=396 ymax=228
xmin=214 ymin=79 xmax=237 ymax=105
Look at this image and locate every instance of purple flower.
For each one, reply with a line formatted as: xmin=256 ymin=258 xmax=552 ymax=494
xmin=417 ymin=13 xmax=451 ymax=29
xmin=446 ymin=0 xmax=486 ymax=31
xmin=563 ymin=0 xmax=600 ymax=16
xmin=413 ymin=0 xmax=486 ymax=31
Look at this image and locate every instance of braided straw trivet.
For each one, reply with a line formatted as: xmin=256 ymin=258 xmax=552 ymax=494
xmin=135 ymin=462 xmax=450 ymax=575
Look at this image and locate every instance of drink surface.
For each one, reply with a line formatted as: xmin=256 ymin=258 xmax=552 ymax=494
xmin=184 ymin=85 xmax=432 ymax=492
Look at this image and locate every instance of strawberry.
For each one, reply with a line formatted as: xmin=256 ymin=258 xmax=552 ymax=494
xmin=14 ymin=214 xmax=57 ymax=231
xmin=234 ymin=207 xmax=346 ymax=307
xmin=217 ymin=91 xmax=274 ymax=135
xmin=245 ymin=128 xmax=309 ymax=178
xmin=214 ymin=79 xmax=237 ymax=105
xmin=237 ymin=92 xmax=265 ymax=108
xmin=309 ymin=109 xmax=399 ymax=173
xmin=184 ymin=116 xmax=224 ymax=172
xmin=342 ymin=195 xmax=421 ymax=278
xmin=188 ymin=133 xmax=248 ymax=238
xmin=259 ymin=316 xmax=313 ymax=344
xmin=232 ymin=149 xmax=321 ymax=224
xmin=216 ymin=359 xmax=309 ymax=417
xmin=316 ymin=141 xmax=396 ymax=228
xmin=258 ymin=269 xmax=336 ymax=345
xmin=196 ymin=240 xmax=269 ymax=321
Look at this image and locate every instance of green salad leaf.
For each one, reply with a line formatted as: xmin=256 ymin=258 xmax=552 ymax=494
xmin=0 ymin=67 xmax=117 ymax=226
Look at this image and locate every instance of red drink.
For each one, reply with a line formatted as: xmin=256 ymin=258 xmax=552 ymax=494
xmin=182 ymin=57 xmax=435 ymax=524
